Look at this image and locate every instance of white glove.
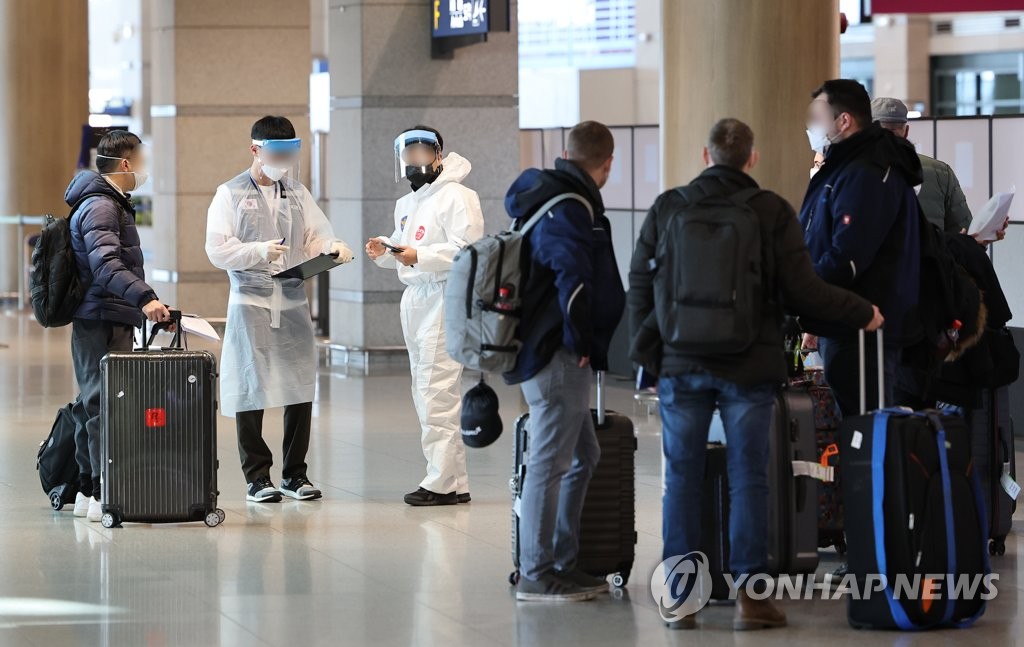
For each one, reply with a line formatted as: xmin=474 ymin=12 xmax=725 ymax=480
xmin=257 ymin=240 xmax=289 ymax=263
xmin=329 ymin=241 xmax=354 ymax=264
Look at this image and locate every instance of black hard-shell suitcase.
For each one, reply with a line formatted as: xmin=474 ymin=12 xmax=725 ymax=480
xmin=700 ymin=386 xmax=821 ymax=599
xmin=37 ymin=401 xmax=80 ymax=510
xmin=970 ymin=387 xmax=1017 ymax=556
xmin=841 ymin=330 xmax=989 ymax=630
xmin=510 ymin=371 xmax=636 ymax=588
xmin=99 ymin=311 xmax=223 ymax=528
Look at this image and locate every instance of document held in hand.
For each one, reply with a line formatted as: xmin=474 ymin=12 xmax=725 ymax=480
xmin=969 ymin=187 xmax=1015 ymax=243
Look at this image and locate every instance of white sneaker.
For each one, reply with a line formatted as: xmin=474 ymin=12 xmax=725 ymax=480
xmin=73 ymin=492 xmax=91 ymax=517
xmin=87 ymin=497 xmax=102 ymax=522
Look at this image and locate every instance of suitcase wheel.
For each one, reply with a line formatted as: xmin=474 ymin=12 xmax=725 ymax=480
xmin=204 ymin=511 xmax=223 ymax=528
xmin=49 ymin=492 xmax=63 ymax=511
xmin=216 ymin=508 xmax=226 ymax=524
xmin=100 ymin=512 xmax=120 ymax=529
xmin=611 ymin=572 xmax=628 ymax=589
xmin=508 ymin=571 xmax=520 ymax=587
xmin=989 ymin=539 xmax=1006 ymax=556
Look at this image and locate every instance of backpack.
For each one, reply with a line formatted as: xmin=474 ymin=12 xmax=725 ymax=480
xmin=30 ymin=194 xmax=106 ymax=328
xmin=445 ymin=192 xmax=592 ymax=373
xmin=653 ymin=186 xmax=765 ymax=354
xmin=904 ymin=211 xmax=984 ymax=380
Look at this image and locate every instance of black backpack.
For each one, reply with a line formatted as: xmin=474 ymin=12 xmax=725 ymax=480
xmin=30 ymin=194 xmax=105 ymax=328
xmin=653 ymin=186 xmax=765 ymax=354
xmin=904 ymin=210 xmax=984 ymax=378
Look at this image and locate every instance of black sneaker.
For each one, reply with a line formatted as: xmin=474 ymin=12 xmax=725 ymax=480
xmin=404 ymin=487 xmax=457 ymax=506
xmin=457 ymin=493 xmax=471 ymax=504
xmin=516 ymin=572 xmax=598 ymax=602
xmin=555 ymin=567 xmax=609 ymax=594
xmin=247 ymin=477 xmax=282 ymax=503
xmin=280 ymin=476 xmax=322 ymax=501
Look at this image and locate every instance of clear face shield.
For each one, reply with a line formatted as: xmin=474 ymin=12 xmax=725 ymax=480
xmin=394 ymin=130 xmax=441 ymax=183
xmin=252 ymin=137 xmax=302 ymax=183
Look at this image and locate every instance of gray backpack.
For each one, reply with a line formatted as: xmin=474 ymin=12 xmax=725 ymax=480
xmin=445 ymin=193 xmax=592 ymax=373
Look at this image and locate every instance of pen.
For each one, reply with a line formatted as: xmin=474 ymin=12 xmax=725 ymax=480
xmin=280 ymin=237 xmax=286 ymax=245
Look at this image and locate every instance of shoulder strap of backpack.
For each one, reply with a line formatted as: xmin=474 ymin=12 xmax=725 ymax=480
xmin=515 ymin=192 xmax=593 ymax=235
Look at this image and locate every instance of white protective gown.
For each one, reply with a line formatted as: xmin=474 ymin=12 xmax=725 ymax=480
xmin=206 ymin=170 xmax=350 ymax=417
xmin=375 ymin=153 xmax=485 ymax=495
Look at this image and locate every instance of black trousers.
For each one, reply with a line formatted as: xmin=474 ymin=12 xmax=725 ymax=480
xmin=235 ymin=402 xmax=313 ymax=484
xmin=71 ymin=318 xmax=134 ymax=496
xmin=819 ymin=334 xmax=901 ymax=418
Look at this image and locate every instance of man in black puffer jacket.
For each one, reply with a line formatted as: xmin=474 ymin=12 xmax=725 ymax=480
xmin=67 ymin=130 xmax=171 ymax=522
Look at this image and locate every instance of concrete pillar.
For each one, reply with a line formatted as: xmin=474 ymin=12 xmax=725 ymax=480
xmin=325 ymin=1 xmax=519 ymax=353
xmin=146 ymin=0 xmax=311 ymax=317
xmin=661 ymin=0 xmax=840 ymax=207
xmin=873 ymin=14 xmax=931 ymax=114
xmin=0 ymin=0 xmax=88 ymax=294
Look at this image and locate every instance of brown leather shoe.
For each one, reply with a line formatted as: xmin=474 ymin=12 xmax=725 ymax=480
xmin=734 ymin=589 xmax=787 ymax=630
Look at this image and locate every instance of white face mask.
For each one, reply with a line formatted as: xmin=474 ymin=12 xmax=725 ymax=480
xmin=97 ymin=154 xmax=149 ymax=190
xmin=806 ymin=125 xmax=832 ymax=155
xmin=261 ymin=164 xmax=288 ymax=182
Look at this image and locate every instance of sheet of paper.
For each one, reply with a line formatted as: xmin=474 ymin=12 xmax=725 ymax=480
xmin=968 ymin=187 xmax=1015 ymax=243
xmin=180 ymin=315 xmax=221 ymax=342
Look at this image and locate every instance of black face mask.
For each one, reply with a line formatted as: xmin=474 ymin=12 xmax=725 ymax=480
xmin=406 ymin=165 xmax=442 ymax=191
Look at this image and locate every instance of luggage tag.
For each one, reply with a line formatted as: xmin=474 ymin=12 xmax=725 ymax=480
xmin=1000 ymin=463 xmax=1020 ymax=501
xmin=792 ymin=460 xmax=834 ymax=483
xmin=513 ymin=495 xmax=522 ymax=517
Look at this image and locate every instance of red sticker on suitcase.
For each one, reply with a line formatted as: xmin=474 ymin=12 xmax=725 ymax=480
xmin=145 ymin=408 xmax=167 ymax=428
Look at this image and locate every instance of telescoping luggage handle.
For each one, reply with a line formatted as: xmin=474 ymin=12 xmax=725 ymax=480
xmin=596 ymin=370 xmax=607 ymax=426
xmin=142 ymin=309 xmax=184 ymax=350
xmin=858 ymin=328 xmax=886 ymax=415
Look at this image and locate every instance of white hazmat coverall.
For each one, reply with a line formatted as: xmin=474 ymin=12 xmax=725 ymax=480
xmin=374 ymin=153 xmax=484 ymax=495
xmin=206 ymin=170 xmax=353 ymax=417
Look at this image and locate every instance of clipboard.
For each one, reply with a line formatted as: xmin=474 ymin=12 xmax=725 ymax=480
xmin=272 ymin=253 xmax=340 ymax=281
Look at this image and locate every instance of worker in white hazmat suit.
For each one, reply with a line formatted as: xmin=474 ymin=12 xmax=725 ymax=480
xmin=365 ymin=125 xmax=484 ymax=506
xmin=206 ymin=116 xmax=354 ymax=503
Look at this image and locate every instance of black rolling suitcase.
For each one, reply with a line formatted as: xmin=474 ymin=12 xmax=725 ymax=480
xmin=37 ymin=401 xmax=80 ymax=510
xmin=99 ymin=311 xmax=223 ymax=528
xmin=969 ymin=387 xmax=1017 ymax=556
xmin=841 ymin=330 xmax=990 ymax=630
xmin=700 ymin=385 xmax=821 ymax=599
xmin=510 ymin=371 xmax=636 ymax=588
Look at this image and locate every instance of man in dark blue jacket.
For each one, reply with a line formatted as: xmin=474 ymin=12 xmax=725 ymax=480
xmin=799 ymin=80 xmax=923 ymax=415
xmin=67 ymin=130 xmax=171 ymax=522
xmin=503 ymin=121 xmax=626 ymax=602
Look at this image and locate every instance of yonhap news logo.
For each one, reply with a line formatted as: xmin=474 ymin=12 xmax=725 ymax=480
xmin=651 ymin=552 xmax=714 ymax=622
xmin=652 ymin=552 xmax=999 ymax=620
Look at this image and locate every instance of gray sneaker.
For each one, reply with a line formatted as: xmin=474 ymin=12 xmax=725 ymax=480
xmin=516 ymin=572 xmax=598 ymax=602
xmin=555 ymin=568 xmax=610 ymax=594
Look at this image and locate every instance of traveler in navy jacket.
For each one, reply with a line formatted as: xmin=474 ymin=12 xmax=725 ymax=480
xmin=503 ymin=121 xmax=625 ymax=603
xmin=799 ymin=80 xmax=923 ymax=416
xmin=67 ymin=130 xmax=171 ymax=522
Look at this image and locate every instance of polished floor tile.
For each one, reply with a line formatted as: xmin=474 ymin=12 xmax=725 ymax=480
xmin=0 ymin=311 xmax=1021 ymax=646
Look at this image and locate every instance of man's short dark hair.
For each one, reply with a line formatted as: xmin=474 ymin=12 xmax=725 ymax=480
xmin=408 ymin=124 xmax=444 ymax=151
xmin=251 ymin=116 xmax=296 ymax=141
xmin=96 ymin=130 xmax=142 ymax=174
xmin=811 ymin=79 xmax=872 ymax=129
xmin=707 ymin=118 xmax=754 ymax=170
xmin=567 ymin=121 xmax=614 ymax=170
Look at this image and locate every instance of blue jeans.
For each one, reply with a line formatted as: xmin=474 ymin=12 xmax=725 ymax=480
xmin=659 ymin=373 xmax=776 ymax=577
xmin=518 ymin=349 xmax=601 ymax=581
